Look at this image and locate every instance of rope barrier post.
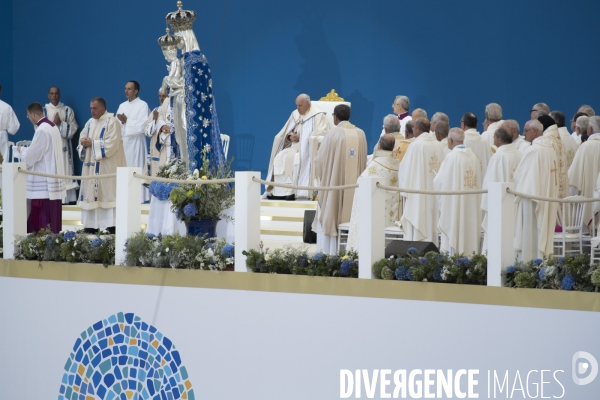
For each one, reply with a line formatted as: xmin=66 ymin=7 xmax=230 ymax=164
xmin=358 ymin=176 xmax=385 ymax=279
xmin=487 ymin=182 xmax=515 ymax=287
xmin=2 ymin=163 xmax=27 ymax=259
xmin=115 ymin=167 xmax=142 ymax=265
xmin=234 ymin=172 xmax=261 ymax=272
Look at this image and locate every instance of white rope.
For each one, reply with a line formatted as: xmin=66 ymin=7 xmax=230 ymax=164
xmin=18 ymin=167 xmax=116 ymax=180
xmin=377 ymin=182 xmax=488 ymax=195
xmin=133 ymin=172 xmax=234 ymax=185
xmin=252 ymin=177 xmax=358 ymax=191
xmin=507 ymin=188 xmax=600 ymax=203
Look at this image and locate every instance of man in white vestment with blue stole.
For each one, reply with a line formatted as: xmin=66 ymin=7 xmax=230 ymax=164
xmin=266 ymin=94 xmax=329 ymax=200
xmin=0 ymin=84 xmax=20 ymax=179
xmin=44 ymin=86 xmax=79 ymax=203
xmin=434 ymin=128 xmax=482 ymax=255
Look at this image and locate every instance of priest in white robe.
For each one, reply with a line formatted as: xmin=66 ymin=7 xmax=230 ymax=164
xmin=514 ymin=119 xmax=559 ymax=260
xmin=347 ymin=134 xmax=400 ymax=250
xmin=434 ymin=128 xmax=482 ymax=255
xmin=568 ymin=116 xmax=600 ymax=230
xmin=44 ymin=86 xmax=79 ymax=203
xmin=398 ymin=117 xmax=445 ymax=247
xmin=461 ymin=112 xmax=492 ymax=177
xmin=266 ymin=94 xmax=329 ymax=199
xmin=373 ymin=114 xmax=402 ymax=154
xmin=570 ymin=112 xmax=588 ymax=145
xmin=434 ymin=121 xmax=451 ymax=157
xmin=480 ymin=103 xmax=504 ymax=150
xmin=501 ymin=120 xmax=530 ymax=154
xmin=550 ymin=110 xmax=579 ymax=168
xmin=395 ymin=120 xmax=415 ymax=163
xmin=480 ymin=127 xmax=522 ymax=253
xmin=0 ymin=84 xmax=20 ymax=174
xmin=116 ymin=80 xmax=150 ymax=202
xmin=15 ymin=102 xmax=66 ymax=233
xmin=78 ymin=97 xmax=127 ymax=233
xmin=313 ymin=104 xmax=367 ymax=254
xmin=538 ymin=115 xmax=568 ymax=199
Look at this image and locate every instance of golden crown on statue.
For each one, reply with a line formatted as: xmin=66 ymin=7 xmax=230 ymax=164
xmin=157 ymin=27 xmax=182 ymax=49
xmin=166 ymin=1 xmax=197 ymax=32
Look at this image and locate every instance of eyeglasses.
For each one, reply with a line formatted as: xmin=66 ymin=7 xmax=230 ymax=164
xmin=460 ymin=119 xmax=464 ymax=123
xmin=530 ymin=109 xmax=537 ymax=113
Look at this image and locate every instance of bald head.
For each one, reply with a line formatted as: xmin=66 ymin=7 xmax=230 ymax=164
xmin=412 ymin=117 xmax=430 ymax=138
xmin=578 ymin=104 xmax=595 ymax=117
xmin=447 ymin=128 xmax=464 ymax=150
xmin=412 ymin=108 xmax=427 ymax=120
xmin=378 ymin=133 xmax=396 ymax=151
xmin=295 ymin=94 xmax=311 ymax=115
xmin=531 ymin=103 xmax=549 ymax=119
xmin=500 ymin=119 xmax=520 ymax=141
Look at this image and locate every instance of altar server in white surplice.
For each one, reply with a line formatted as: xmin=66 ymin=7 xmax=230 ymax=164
xmin=480 ymin=127 xmax=522 ymax=253
xmin=514 ymin=119 xmax=559 ymax=261
xmin=568 ymin=116 xmax=600 ymax=230
xmin=480 ymin=103 xmax=504 ymax=150
xmin=116 ymin=80 xmax=150 ymax=202
xmin=313 ymin=104 xmax=367 ymax=254
xmin=501 ymin=120 xmax=530 ymax=154
xmin=266 ymin=94 xmax=329 ymax=199
xmin=538 ymin=115 xmax=568 ymax=199
xmin=347 ymin=134 xmax=400 ymax=251
xmin=398 ymin=117 xmax=445 ymax=247
xmin=434 ymin=128 xmax=482 ymax=255
xmin=78 ymin=97 xmax=127 ymax=233
xmin=550 ymin=110 xmax=579 ymax=169
xmin=44 ymin=86 xmax=79 ymax=203
xmin=0 ymin=84 xmax=20 ymax=172
xmin=461 ymin=112 xmax=492 ymax=177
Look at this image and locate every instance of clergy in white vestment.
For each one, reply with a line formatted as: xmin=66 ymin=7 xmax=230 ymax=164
xmin=380 ymin=96 xmax=411 ymax=137
xmin=394 ymin=120 xmax=415 ymax=164
xmin=480 ymin=127 xmax=522 ymax=253
xmin=549 ymin=110 xmax=579 ymax=168
xmin=530 ymin=102 xmax=550 ymax=119
xmin=538 ymin=115 xmax=568 ymax=199
xmin=480 ymin=103 xmax=504 ymax=150
xmin=461 ymin=112 xmax=492 ymax=177
xmin=0 ymin=84 xmax=20 ymax=173
xmin=347 ymin=134 xmax=400 ymax=250
xmin=78 ymin=97 xmax=127 ymax=233
xmin=501 ymin=120 xmax=530 ymax=154
xmin=374 ymin=114 xmax=402 ymax=154
xmin=398 ymin=117 xmax=446 ymax=247
xmin=116 ymin=80 xmax=150 ymax=202
xmin=266 ymin=94 xmax=329 ymax=199
xmin=434 ymin=121 xmax=451 ymax=157
xmin=514 ymin=119 xmax=559 ymax=261
xmin=144 ymin=88 xmax=170 ymax=178
xmin=15 ymin=102 xmax=66 ymax=233
xmin=568 ymin=116 xmax=600 ymax=229
xmin=44 ymin=86 xmax=79 ymax=203
xmin=570 ymin=111 xmax=589 ymax=145
xmin=434 ymin=128 xmax=482 ymax=255
xmin=312 ymin=104 xmax=367 ymax=254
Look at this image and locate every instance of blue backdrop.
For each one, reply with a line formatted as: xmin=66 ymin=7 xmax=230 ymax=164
xmin=2 ymin=0 xmax=599 ymax=177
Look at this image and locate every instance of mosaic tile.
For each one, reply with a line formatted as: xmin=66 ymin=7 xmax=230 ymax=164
xmin=60 ymin=313 xmax=193 ymax=399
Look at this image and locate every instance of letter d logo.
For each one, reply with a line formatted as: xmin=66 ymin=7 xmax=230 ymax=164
xmin=572 ymin=351 xmax=598 ymax=385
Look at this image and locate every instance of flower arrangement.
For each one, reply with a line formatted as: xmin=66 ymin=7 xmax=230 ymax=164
xmin=123 ymin=230 xmax=234 ymax=270
xmin=152 ymin=148 xmax=235 ymax=224
xmin=372 ymin=248 xmax=487 ymax=285
xmin=242 ymin=243 xmax=358 ymax=277
xmin=504 ymin=254 xmax=600 ymax=291
xmin=14 ymin=229 xmax=115 ymax=266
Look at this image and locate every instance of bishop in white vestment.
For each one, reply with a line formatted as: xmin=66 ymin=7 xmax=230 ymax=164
xmin=549 ymin=111 xmax=579 ymax=169
xmin=266 ymin=94 xmax=329 ymax=199
xmin=539 ymin=115 xmax=568 ymax=199
xmin=462 ymin=113 xmax=492 ymax=177
xmin=44 ymin=87 xmax=79 ymax=203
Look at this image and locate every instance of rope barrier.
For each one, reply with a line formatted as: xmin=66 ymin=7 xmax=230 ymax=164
xmin=506 ymin=188 xmax=600 ymax=203
xmin=17 ymin=167 xmax=116 ymax=180
xmin=252 ymin=177 xmax=358 ymax=191
xmin=132 ymin=172 xmax=234 ymax=185
xmin=376 ymin=182 xmax=488 ymax=195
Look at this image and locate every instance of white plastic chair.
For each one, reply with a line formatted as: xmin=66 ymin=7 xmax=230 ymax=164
xmin=220 ymin=134 xmax=230 ymax=159
xmin=337 ymin=222 xmax=350 ymax=252
xmin=553 ymin=197 xmax=585 ymax=257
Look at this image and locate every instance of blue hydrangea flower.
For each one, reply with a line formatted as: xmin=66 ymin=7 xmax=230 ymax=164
xmin=90 ymin=238 xmax=105 ymax=247
xmin=407 ymin=267 xmax=417 ymax=281
xmin=533 ymin=258 xmax=543 ymax=265
xmin=395 ymin=257 xmax=405 ymax=266
xmin=457 ymin=258 xmax=470 ymax=268
xmin=407 ymin=247 xmax=418 ymax=255
xmin=395 ymin=265 xmax=408 ymax=280
xmin=433 ymin=267 xmax=443 ymax=282
xmin=341 ymin=259 xmax=355 ymax=276
xmin=437 ymin=254 xmax=445 ymax=265
xmin=221 ymin=244 xmax=234 ymax=257
xmin=156 ymin=183 xmax=178 ymax=201
xmin=63 ymin=231 xmax=76 ymax=242
xmin=146 ymin=233 xmax=156 ymax=239
xmin=183 ymin=203 xmax=198 ymax=217
xmin=538 ymin=266 xmax=547 ymax=280
xmin=419 ymin=257 xmax=426 ymax=264
xmin=506 ymin=265 xmax=516 ymax=273
xmin=193 ymin=194 xmax=199 ymax=200
xmin=298 ymin=256 xmax=308 ymax=266
xmin=313 ymin=252 xmax=325 ymax=261
xmin=148 ymin=181 xmax=160 ymax=197
xmin=45 ymin=235 xmax=54 ymax=247
xmin=562 ymin=274 xmax=575 ymax=290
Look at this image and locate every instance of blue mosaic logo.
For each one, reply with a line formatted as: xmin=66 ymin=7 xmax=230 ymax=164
xmin=59 ymin=312 xmax=194 ymax=400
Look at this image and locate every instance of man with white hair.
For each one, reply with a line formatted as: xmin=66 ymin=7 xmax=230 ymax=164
xmin=539 ymin=114 xmax=568 ymax=199
xmin=398 ymin=117 xmax=446 ymax=247
xmin=266 ymin=94 xmax=329 ymax=199
xmin=530 ymin=103 xmax=550 ymax=119
xmin=480 ymin=127 xmax=522 ymax=252
xmin=393 ymin=95 xmax=411 ymax=136
xmin=412 ymin=108 xmax=427 ymax=121
xmin=430 ymin=112 xmax=449 ymax=134
xmin=500 ymin=120 xmax=529 ymax=154
xmin=578 ymin=104 xmax=595 ymax=117
xmin=480 ymin=103 xmax=504 ymax=149
xmin=570 ymin=112 xmax=589 ymax=144
xmin=514 ymin=119 xmax=559 ymax=260
xmin=461 ymin=112 xmax=492 ymax=177
xmin=550 ymin=110 xmax=579 ymax=168
xmin=568 ymin=115 xmax=600 ymax=230
xmin=433 ymin=128 xmax=482 ymax=255
xmin=574 ymin=115 xmax=590 ymax=143
xmin=375 ymin=114 xmax=402 ymax=153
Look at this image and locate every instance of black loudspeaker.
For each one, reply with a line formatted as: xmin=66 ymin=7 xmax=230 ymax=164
xmin=303 ymin=210 xmax=317 ymax=244
xmin=385 ymin=240 xmax=439 ymax=258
